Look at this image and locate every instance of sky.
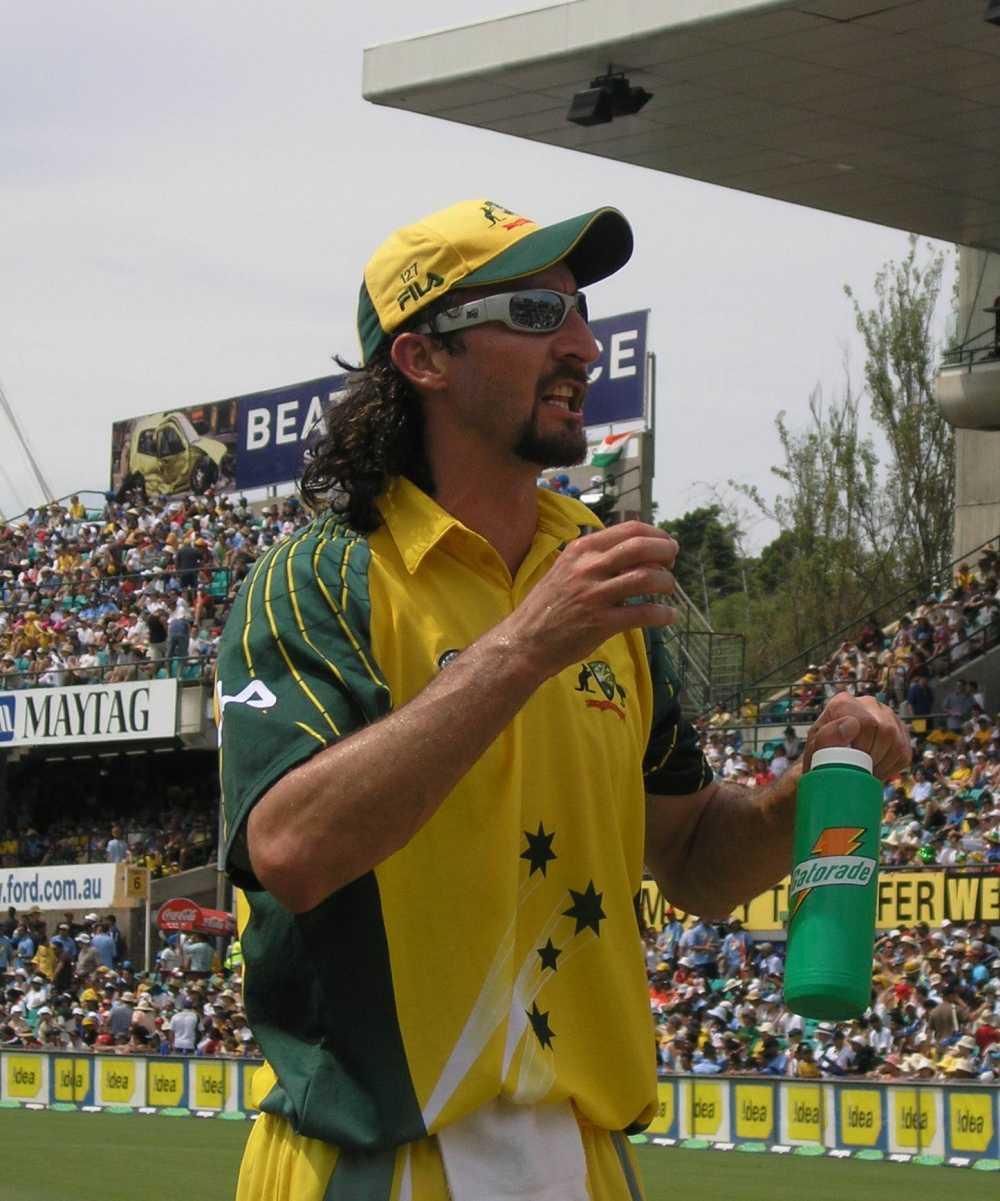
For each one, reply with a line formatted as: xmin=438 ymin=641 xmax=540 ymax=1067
xmin=0 ymin=0 xmax=952 ymax=550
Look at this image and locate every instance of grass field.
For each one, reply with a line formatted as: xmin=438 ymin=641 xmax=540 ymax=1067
xmin=3 ymin=1109 xmax=999 ymax=1201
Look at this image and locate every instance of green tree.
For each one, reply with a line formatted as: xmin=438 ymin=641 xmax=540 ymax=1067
xmin=658 ymin=504 xmax=741 ymax=620
xmin=727 ymin=240 xmax=953 ymax=686
xmin=845 ymin=235 xmax=954 ymax=588
xmin=737 ymin=382 xmax=890 ymax=662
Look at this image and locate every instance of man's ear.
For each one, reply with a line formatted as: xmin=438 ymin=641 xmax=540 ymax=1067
xmin=390 ymin=332 xmax=451 ymax=393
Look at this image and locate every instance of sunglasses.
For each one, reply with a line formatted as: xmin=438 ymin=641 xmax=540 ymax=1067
xmin=417 ymin=289 xmax=588 ymax=336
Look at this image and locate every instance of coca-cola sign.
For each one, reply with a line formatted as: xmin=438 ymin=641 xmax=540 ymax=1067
xmin=156 ymin=897 xmax=236 ymax=936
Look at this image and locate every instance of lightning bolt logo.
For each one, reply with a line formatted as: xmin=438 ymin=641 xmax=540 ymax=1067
xmin=790 ymin=826 xmax=866 ymax=918
xmin=811 ymin=827 xmax=865 ymax=859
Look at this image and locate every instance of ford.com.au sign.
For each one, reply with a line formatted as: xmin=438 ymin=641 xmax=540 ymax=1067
xmin=0 ymin=679 xmax=178 ymax=747
xmin=108 ymin=311 xmax=650 ymax=497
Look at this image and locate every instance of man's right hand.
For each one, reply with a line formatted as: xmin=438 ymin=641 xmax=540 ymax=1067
xmin=494 ymin=521 xmax=679 ymax=683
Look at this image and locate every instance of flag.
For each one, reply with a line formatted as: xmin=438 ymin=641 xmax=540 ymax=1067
xmin=589 ymin=432 xmax=631 ymax=467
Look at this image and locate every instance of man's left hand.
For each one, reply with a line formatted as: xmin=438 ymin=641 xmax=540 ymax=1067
xmin=802 ymin=693 xmax=911 ymax=781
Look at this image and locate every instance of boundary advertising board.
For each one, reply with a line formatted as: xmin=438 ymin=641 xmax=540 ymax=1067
xmin=641 ymin=1075 xmax=1000 ymax=1166
xmin=641 ymin=870 xmax=1000 ymax=934
xmin=4 ymin=1053 xmax=998 ymax=1170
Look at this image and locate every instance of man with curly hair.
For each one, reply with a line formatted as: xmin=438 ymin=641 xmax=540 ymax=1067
xmin=216 ymin=199 xmax=909 ymax=1200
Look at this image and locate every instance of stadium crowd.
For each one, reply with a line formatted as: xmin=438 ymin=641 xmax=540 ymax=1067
xmin=645 ymin=915 xmax=1000 ymax=1082
xmin=0 ymin=490 xmax=312 ymax=689
xmin=695 ymin=711 xmax=1000 ymax=870
xmin=706 ymin=543 xmax=1000 ymax=733
xmin=0 ymin=909 xmax=256 ymax=1058
xmin=2 ymin=757 xmax=218 ymax=877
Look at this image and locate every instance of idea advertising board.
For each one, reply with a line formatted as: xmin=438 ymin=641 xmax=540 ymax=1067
xmin=107 ymin=311 xmax=650 ymax=497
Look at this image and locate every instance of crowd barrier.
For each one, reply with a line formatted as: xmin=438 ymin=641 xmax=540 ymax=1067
xmin=5 ymin=1051 xmax=999 ymax=1168
xmin=639 ymin=1074 xmax=1000 ymax=1167
xmin=0 ymin=1049 xmax=262 ymax=1117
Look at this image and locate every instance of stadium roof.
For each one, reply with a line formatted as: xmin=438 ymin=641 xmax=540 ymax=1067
xmin=363 ymin=0 xmax=1000 ymax=251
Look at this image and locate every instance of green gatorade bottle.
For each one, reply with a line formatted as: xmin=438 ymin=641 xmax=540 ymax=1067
xmin=783 ymin=747 xmax=882 ymax=1020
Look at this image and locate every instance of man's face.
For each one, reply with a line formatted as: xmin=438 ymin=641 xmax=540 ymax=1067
xmin=435 ymin=263 xmax=599 ymax=470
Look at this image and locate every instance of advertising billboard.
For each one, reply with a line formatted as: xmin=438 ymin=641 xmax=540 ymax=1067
xmin=0 ymin=679 xmax=178 ymax=748
xmin=0 ymin=864 xmax=120 ymax=912
xmin=583 ymin=309 xmax=648 ymax=427
xmin=110 ymin=399 xmax=242 ymax=501
xmin=107 ymin=308 xmax=650 ymax=497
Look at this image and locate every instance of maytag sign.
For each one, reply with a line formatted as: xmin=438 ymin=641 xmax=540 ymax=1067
xmin=0 ymin=679 xmax=178 ymax=747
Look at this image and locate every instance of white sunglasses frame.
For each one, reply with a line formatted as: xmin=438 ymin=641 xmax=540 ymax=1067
xmin=414 ymin=289 xmax=589 ymax=336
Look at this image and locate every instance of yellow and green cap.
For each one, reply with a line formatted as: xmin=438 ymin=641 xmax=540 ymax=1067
xmin=357 ymin=198 xmax=632 ymax=362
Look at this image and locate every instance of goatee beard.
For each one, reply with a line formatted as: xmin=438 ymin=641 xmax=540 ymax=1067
xmin=512 ymin=408 xmax=587 ymax=469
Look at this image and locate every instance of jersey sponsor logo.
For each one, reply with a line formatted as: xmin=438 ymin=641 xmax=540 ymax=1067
xmin=0 ymin=697 xmax=14 ymax=742
xmin=215 ymin=679 xmax=278 ymax=739
xmin=789 ymin=827 xmax=875 ymax=917
xmin=574 ymin=659 xmax=627 ymax=720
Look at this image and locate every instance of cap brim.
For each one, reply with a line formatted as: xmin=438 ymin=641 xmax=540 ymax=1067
xmin=461 ymin=207 xmax=633 ymax=290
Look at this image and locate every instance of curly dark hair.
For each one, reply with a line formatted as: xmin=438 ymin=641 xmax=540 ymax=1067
xmin=299 ymin=313 xmax=465 ymax=532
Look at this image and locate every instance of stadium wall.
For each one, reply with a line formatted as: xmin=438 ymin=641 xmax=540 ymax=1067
xmin=1 ymin=1049 xmax=261 ymax=1117
xmin=954 ymin=246 xmax=1000 ymax=564
xmin=4 ymin=1052 xmax=998 ymax=1168
xmin=641 ymin=1074 xmax=999 ymax=1168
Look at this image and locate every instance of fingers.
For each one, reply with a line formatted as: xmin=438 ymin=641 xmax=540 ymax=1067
xmin=597 ymin=564 xmax=676 ymax=606
xmin=804 ymin=695 xmax=912 ymax=781
xmin=568 ymin=523 xmax=678 ymax=576
xmin=606 ymin=599 xmax=677 ymax=633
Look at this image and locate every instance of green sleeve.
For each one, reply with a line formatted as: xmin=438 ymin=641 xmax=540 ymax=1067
xmin=216 ymin=522 xmax=391 ymax=890
xmin=642 ymin=626 xmax=714 ymax=797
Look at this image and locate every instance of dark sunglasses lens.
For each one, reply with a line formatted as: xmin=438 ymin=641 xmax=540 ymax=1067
xmin=577 ymin=292 xmax=588 ymax=323
xmin=509 ymin=292 xmax=566 ymax=331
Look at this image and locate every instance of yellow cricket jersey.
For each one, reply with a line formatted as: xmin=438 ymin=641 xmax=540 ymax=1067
xmin=217 ymin=477 xmax=711 ymax=1152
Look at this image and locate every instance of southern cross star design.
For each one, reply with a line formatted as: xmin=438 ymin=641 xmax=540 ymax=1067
xmin=520 ymin=822 xmax=556 ymax=877
xmin=536 ymin=938 xmax=562 ymax=972
xmin=563 ymin=880 xmax=606 ymax=936
xmin=525 ymin=1001 xmax=555 ymax=1050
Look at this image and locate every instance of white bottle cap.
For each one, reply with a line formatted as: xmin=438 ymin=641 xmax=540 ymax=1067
xmin=810 ymin=747 xmax=873 ymax=774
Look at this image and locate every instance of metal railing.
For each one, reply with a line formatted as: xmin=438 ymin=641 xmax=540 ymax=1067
xmin=0 ymin=654 xmax=216 ymax=691
xmin=2 ymin=490 xmax=110 ymax=526
xmin=663 ymin=580 xmax=746 ymax=717
xmin=712 ymin=613 xmax=1000 ymax=727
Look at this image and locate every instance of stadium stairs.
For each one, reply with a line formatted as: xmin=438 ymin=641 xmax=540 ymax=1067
xmin=664 ymin=580 xmax=745 ymax=720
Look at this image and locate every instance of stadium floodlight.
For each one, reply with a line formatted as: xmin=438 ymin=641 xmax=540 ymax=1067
xmin=567 ymin=70 xmax=652 ymax=128
xmin=987 ymin=0 xmax=1000 ymax=25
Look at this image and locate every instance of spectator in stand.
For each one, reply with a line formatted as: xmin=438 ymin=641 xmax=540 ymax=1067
xmin=907 ymin=671 xmax=934 ymax=731
xmin=105 ymin=825 xmax=129 ymax=864
xmin=90 ymin=923 xmax=116 ymax=971
xmin=679 ymin=917 xmax=721 ymax=981
xmin=74 ymin=933 xmax=98 ymax=977
xmin=719 ymin=919 xmax=752 ymax=977
xmin=168 ymin=997 xmax=200 ymax=1054
xmin=181 ymin=932 xmax=215 ymax=978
